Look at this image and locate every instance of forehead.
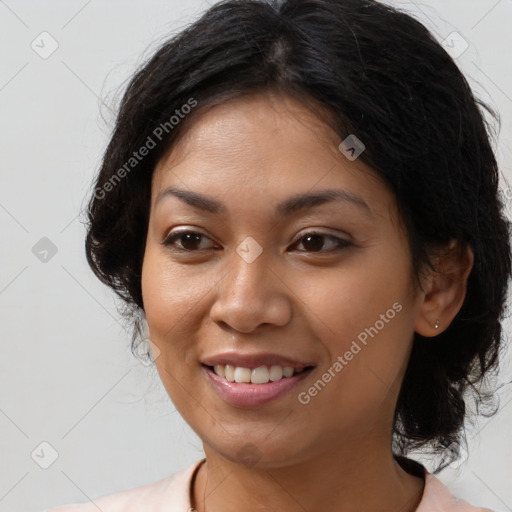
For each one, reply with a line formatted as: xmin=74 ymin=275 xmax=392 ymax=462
xmin=150 ymin=93 xmax=396 ymax=222
xmin=155 ymin=94 xmax=338 ymax=172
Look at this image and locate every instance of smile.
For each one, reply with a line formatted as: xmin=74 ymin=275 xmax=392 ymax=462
xmin=211 ymin=364 xmax=308 ymax=384
xmin=202 ymin=364 xmax=315 ymax=407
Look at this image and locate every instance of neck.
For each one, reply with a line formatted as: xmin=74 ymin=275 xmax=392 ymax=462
xmin=191 ymin=441 xmax=425 ymax=512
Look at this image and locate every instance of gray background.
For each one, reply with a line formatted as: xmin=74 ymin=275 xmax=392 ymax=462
xmin=0 ymin=1 xmax=511 ymax=511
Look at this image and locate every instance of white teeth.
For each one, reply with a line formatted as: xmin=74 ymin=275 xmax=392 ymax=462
xmin=212 ymin=364 xmax=305 ymax=383
xmin=234 ymin=367 xmax=251 ymax=383
xmin=251 ymin=366 xmax=269 ymax=384
xmin=269 ymin=365 xmax=283 ymax=381
xmin=283 ymin=366 xmax=294 ymax=377
xmin=225 ymin=364 xmax=235 ymax=382
xmin=213 ymin=365 xmax=225 ymax=378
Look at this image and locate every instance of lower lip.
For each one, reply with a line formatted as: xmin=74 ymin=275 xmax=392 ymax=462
xmin=203 ymin=365 xmax=313 ymax=408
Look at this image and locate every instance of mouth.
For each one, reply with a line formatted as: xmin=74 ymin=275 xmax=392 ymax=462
xmin=206 ymin=363 xmax=314 ymax=384
xmin=202 ymin=363 xmax=315 ymax=407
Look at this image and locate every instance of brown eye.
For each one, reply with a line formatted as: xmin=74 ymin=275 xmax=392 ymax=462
xmin=162 ymin=231 xmax=215 ymax=252
xmin=291 ymin=232 xmax=352 ymax=253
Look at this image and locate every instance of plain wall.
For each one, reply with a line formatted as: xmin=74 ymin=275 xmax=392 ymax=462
xmin=0 ymin=1 xmax=511 ymax=511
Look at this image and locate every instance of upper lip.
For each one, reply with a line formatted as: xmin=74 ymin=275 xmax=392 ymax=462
xmin=201 ymin=352 xmax=315 ymax=370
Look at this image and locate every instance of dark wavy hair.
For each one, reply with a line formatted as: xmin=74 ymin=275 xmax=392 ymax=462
xmin=84 ymin=0 xmax=511 ymax=470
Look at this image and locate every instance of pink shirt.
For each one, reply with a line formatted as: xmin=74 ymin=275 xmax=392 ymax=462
xmin=43 ymin=459 xmax=494 ymax=512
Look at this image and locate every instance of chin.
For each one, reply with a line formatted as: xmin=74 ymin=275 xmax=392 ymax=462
xmin=203 ymin=431 xmax=313 ymax=469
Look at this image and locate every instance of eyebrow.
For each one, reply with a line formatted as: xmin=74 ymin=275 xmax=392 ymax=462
xmin=156 ymin=186 xmax=371 ymax=216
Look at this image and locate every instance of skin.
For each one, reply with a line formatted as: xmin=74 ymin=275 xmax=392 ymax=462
xmin=141 ymin=92 xmax=473 ymax=512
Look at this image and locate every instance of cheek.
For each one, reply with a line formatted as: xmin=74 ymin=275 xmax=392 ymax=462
xmin=143 ymin=238 xmax=213 ymax=305
xmin=300 ymin=254 xmax=410 ymax=342
xmin=141 ymin=248 xmax=210 ymax=361
xmin=140 ymin=250 xmax=212 ymax=420
xmin=299 ymin=256 xmax=415 ymax=406
xmin=297 ymin=312 xmax=413 ymax=436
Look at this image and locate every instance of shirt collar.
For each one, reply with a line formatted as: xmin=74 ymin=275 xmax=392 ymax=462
xmin=168 ymin=458 xmax=489 ymax=512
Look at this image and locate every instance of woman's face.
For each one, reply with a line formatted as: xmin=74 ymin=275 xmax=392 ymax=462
xmin=141 ymin=93 xmax=424 ymax=467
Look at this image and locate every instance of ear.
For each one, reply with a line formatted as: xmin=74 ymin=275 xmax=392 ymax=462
xmin=414 ymin=240 xmax=474 ymax=337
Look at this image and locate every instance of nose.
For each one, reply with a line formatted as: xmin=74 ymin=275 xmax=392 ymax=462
xmin=209 ymin=244 xmax=293 ymax=333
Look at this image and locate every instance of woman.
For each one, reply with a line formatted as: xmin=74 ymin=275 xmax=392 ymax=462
xmin=47 ymin=0 xmax=511 ymax=510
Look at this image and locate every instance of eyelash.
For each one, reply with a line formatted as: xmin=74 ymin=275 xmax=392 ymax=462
xmin=161 ymin=230 xmax=352 ymax=253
